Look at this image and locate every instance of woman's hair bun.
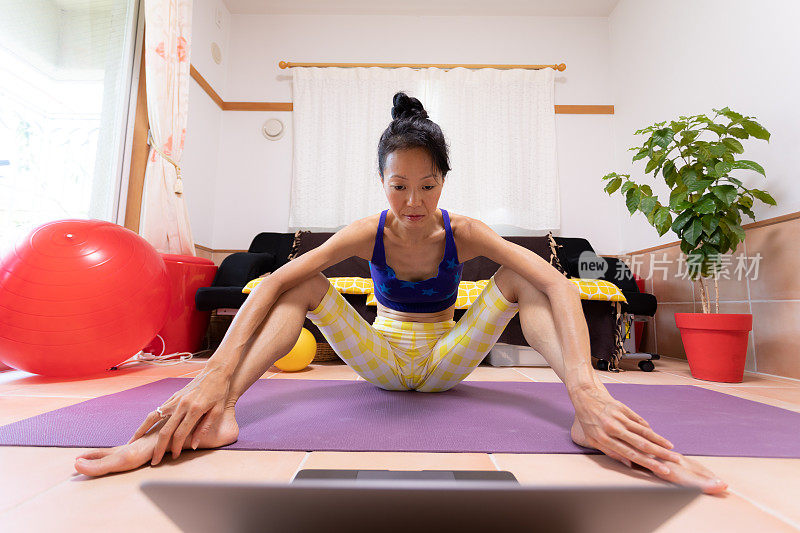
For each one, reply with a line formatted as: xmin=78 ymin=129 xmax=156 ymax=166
xmin=391 ymin=92 xmax=428 ymax=121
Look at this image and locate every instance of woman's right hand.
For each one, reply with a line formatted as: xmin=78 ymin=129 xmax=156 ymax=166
xmin=127 ymin=366 xmax=232 ymax=465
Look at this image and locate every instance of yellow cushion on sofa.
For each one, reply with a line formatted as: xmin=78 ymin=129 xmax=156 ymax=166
xmin=329 ymin=276 xmax=374 ymax=294
xmin=569 ymin=278 xmax=627 ymax=302
xmin=243 ymin=276 xmax=375 ymax=295
xmin=244 ymin=275 xmax=625 ymax=304
xmin=242 ymin=277 xmax=265 ymax=294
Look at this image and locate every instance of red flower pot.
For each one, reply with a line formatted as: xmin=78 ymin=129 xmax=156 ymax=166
xmin=674 ymin=313 xmax=753 ymax=383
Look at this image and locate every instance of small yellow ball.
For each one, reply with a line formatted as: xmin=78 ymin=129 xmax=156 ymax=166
xmin=274 ymin=328 xmax=317 ymax=372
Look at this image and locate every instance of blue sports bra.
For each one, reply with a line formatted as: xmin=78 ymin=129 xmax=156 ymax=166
xmin=368 ymin=209 xmax=464 ymax=313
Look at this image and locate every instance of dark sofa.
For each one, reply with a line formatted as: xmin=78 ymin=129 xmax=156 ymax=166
xmin=297 ymin=232 xmax=616 ymax=360
xmin=196 ymin=231 xmax=628 ymax=367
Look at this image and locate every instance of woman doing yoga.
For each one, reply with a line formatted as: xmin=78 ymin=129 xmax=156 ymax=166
xmin=74 ymin=92 xmax=727 ymax=495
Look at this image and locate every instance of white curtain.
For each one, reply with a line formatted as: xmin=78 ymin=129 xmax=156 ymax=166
xmin=138 ymin=0 xmax=196 ymax=255
xmin=289 ymin=66 xmax=559 ymax=231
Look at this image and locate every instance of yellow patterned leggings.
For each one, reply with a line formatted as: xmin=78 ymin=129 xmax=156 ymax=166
xmin=306 ymin=275 xmax=520 ymax=392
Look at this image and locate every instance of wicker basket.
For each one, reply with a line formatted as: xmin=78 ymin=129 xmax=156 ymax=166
xmin=313 ymin=342 xmax=341 ymax=363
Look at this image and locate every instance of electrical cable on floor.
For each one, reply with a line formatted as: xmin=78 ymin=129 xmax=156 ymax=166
xmin=108 ymin=335 xmax=206 ymax=370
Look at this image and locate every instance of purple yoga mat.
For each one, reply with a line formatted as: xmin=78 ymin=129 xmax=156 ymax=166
xmin=1 ymin=379 xmax=799 ymax=458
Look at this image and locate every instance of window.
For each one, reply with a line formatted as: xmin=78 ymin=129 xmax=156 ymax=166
xmin=0 ymin=0 xmax=139 ymax=256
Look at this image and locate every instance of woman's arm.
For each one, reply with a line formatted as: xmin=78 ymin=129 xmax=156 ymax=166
xmin=207 ymin=217 xmax=375 ymax=377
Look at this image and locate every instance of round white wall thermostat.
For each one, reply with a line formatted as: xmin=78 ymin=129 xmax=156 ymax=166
xmin=262 ymin=118 xmax=285 ymax=140
xmin=211 ymin=42 xmax=222 ymax=64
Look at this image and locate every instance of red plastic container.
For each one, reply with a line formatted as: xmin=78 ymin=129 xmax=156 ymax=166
xmin=674 ymin=312 xmax=753 ymax=383
xmin=143 ymin=254 xmax=217 ymax=356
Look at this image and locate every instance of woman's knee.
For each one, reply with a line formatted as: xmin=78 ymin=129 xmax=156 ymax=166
xmin=494 ymin=265 xmax=551 ymax=306
xmin=279 ymin=272 xmax=331 ymax=311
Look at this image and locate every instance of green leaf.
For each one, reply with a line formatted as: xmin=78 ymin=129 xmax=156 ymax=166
xmin=604 ymin=177 xmax=622 ymax=194
xmin=721 ymin=137 xmax=744 ymax=154
xmin=681 ymin=169 xmax=699 ymax=188
xmin=721 ymin=218 xmax=746 ymax=242
xmin=694 ymin=194 xmax=718 ymax=214
xmin=644 ymin=152 xmax=664 ymax=174
xmin=632 ymin=149 xmax=648 ymax=162
xmin=730 ymin=221 xmax=746 ymax=241
xmin=688 ymin=179 xmax=714 ymax=193
xmin=738 ymin=195 xmax=753 ymax=208
xmin=680 ymin=239 xmax=694 ymax=255
xmin=717 ymin=231 xmax=731 ymax=254
xmin=740 ymin=206 xmax=756 ymax=220
xmin=684 ymin=218 xmax=703 ymax=247
xmin=662 ymin=159 xmax=676 ymax=178
xmin=711 ymin=185 xmax=737 ymax=206
xmin=671 ymin=210 xmax=694 ymax=233
xmin=640 ymin=195 xmax=658 ymax=215
xmin=670 ymin=120 xmax=686 ymax=133
xmin=669 ymin=186 xmax=689 ymax=209
xmin=742 ymin=119 xmax=771 ymax=141
xmin=697 ymin=144 xmax=713 ymax=163
xmin=713 ymin=161 xmax=732 ymax=177
xmin=620 ymin=181 xmax=635 ymax=195
xmin=680 ymin=130 xmax=700 ymax=142
xmin=655 ymin=207 xmax=672 ymax=236
xmin=709 ymin=123 xmax=727 ymax=136
xmin=652 ymin=128 xmax=675 ymax=149
xmin=727 ymin=127 xmax=749 ymax=139
xmin=626 ymin=187 xmax=642 ymax=215
xmin=727 ymin=176 xmax=743 ymax=186
xmin=718 ymin=107 xmax=743 ymax=122
xmin=706 ymin=229 xmax=722 ymax=246
xmin=732 ymin=160 xmax=766 ymax=176
xmin=708 ymin=143 xmax=727 ymax=157
xmin=751 ymin=189 xmax=777 ymax=206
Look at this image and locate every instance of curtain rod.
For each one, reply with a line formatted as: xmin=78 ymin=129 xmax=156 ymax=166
xmin=278 ymin=61 xmax=566 ymax=71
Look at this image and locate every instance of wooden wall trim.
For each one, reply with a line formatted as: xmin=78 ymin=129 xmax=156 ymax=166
xmin=625 ymin=210 xmax=800 ymax=256
xmin=189 ymin=65 xmax=225 ymax=109
xmin=189 ymin=64 xmax=614 ymax=114
xmin=123 ymin=47 xmax=148 ymax=234
xmin=554 ymin=105 xmax=614 ymax=114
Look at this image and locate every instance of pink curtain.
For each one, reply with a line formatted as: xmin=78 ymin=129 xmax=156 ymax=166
xmin=139 ymin=0 xmax=196 ymax=255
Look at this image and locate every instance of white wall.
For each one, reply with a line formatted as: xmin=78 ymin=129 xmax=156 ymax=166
xmin=188 ymin=14 xmax=622 ymax=253
xmin=182 ymin=0 xmax=230 ymax=248
xmin=609 ymin=0 xmax=800 ymax=254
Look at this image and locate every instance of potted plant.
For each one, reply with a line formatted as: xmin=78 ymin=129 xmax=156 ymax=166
xmin=601 ymin=107 xmax=774 ymax=382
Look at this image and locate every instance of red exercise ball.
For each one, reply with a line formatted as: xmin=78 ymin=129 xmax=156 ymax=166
xmin=0 ymin=219 xmax=171 ymax=377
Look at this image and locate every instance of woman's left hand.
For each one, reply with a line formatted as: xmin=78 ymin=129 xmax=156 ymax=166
xmin=569 ymin=385 xmax=728 ymax=494
xmin=569 ymin=385 xmax=682 ymax=475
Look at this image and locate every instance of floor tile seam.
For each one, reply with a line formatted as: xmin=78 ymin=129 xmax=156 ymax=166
xmin=655 ymin=370 xmax=795 ymax=388
xmin=487 ymin=453 xmax=503 ymax=471
xmin=744 ymin=371 xmax=800 ymax=385
xmin=727 ymin=486 xmax=800 ymax=531
xmin=510 ymin=368 xmax=537 ymax=382
xmin=656 ymin=299 xmax=800 ymax=304
xmin=657 ymin=369 xmax=800 ymax=388
xmin=0 ymin=474 xmax=74 ymax=517
xmin=0 ymin=394 xmax=98 ymax=399
xmin=290 ymin=452 xmax=311 ymax=481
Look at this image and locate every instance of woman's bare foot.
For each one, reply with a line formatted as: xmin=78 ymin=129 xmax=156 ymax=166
xmin=570 ymin=418 xmax=728 ymax=495
xmin=74 ymin=405 xmax=240 ymax=477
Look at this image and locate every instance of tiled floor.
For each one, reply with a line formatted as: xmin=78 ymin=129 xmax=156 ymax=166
xmin=1 ymin=357 xmax=799 ymax=532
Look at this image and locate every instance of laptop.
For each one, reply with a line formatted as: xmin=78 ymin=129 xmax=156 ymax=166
xmin=140 ymin=468 xmax=700 ymax=533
